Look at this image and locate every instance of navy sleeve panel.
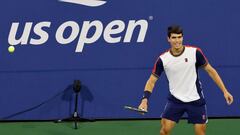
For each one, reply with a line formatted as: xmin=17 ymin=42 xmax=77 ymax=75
xmin=152 ymin=58 xmax=164 ymax=78
xmin=196 ymin=48 xmax=208 ymax=67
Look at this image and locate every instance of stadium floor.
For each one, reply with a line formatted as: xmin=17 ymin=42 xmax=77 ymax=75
xmin=0 ymin=119 xmax=239 ymax=135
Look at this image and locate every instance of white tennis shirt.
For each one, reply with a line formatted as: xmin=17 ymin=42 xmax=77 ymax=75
xmin=152 ymin=46 xmax=208 ymax=102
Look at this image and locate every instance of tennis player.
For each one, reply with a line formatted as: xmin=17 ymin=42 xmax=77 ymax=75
xmin=138 ymin=25 xmax=234 ymax=135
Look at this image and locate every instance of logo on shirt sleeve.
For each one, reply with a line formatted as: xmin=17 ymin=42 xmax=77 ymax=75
xmin=202 ymin=114 xmax=206 ymax=120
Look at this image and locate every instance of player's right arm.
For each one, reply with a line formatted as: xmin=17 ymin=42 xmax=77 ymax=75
xmin=145 ymin=74 xmax=159 ymax=93
xmin=138 ymin=74 xmax=159 ymax=111
xmin=138 ymin=57 xmax=163 ymax=111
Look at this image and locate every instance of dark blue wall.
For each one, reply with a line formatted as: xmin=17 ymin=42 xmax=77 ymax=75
xmin=0 ymin=0 xmax=239 ymax=120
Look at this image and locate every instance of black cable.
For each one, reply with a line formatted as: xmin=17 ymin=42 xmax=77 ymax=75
xmin=1 ymin=89 xmax=68 ymax=120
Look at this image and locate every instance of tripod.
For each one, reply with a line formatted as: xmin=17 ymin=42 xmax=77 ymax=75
xmin=72 ymin=80 xmax=81 ymax=129
xmin=55 ymin=80 xmax=94 ymax=129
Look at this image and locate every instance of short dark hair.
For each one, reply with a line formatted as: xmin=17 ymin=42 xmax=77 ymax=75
xmin=167 ymin=25 xmax=183 ymax=38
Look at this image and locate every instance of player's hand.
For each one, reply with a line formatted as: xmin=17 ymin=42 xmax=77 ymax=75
xmin=224 ymin=91 xmax=233 ymax=105
xmin=138 ymin=98 xmax=148 ymax=113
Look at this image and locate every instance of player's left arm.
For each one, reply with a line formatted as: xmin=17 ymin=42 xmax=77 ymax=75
xmin=203 ymin=63 xmax=234 ymax=105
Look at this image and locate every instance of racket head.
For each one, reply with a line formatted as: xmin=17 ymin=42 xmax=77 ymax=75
xmin=124 ymin=105 xmax=148 ymax=113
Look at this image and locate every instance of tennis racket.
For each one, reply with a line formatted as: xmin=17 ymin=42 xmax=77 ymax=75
xmin=124 ymin=105 xmax=148 ymax=113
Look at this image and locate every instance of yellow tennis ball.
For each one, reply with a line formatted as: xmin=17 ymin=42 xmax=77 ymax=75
xmin=8 ymin=46 xmax=15 ymax=53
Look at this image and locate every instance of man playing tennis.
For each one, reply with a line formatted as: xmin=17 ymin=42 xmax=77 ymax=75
xmin=138 ymin=25 xmax=234 ymax=135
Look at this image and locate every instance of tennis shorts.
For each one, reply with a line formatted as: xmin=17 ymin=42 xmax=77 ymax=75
xmin=161 ymin=100 xmax=208 ymax=124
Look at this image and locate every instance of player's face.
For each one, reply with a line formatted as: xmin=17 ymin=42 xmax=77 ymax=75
xmin=167 ymin=33 xmax=183 ymax=49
